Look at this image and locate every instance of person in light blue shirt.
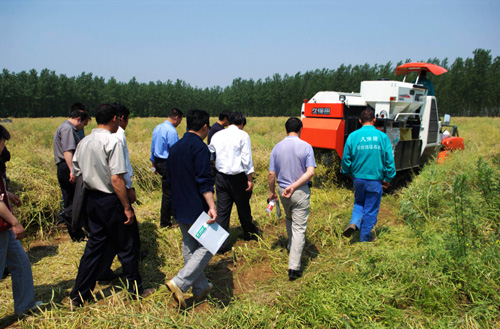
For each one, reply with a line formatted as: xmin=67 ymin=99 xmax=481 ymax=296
xmin=150 ymin=108 xmax=183 ymax=228
xmin=341 ymin=108 xmax=396 ymax=242
xmin=269 ymin=117 xmax=316 ymax=280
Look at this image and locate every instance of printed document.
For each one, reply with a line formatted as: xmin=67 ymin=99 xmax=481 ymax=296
xmin=188 ymin=212 xmax=229 ymax=254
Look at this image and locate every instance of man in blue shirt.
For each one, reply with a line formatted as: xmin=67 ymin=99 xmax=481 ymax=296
xmin=341 ymin=108 xmax=396 ymax=242
xmin=269 ymin=117 xmax=316 ymax=280
xmin=166 ymin=109 xmax=217 ymax=309
xmin=150 ymin=108 xmax=183 ymax=228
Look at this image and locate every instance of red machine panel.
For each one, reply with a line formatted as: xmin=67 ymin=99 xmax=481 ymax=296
xmin=303 ymin=103 xmax=344 ymax=118
xmin=300 ymin=118 xmax=345 ymax=158
xmin=442 ymin=137 xmax=464 ymax=151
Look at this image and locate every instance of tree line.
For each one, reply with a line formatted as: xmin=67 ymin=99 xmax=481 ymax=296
xmin=0 ymin=48 xmax=498 ymax=118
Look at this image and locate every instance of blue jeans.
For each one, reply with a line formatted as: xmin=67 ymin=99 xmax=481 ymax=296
xmin=0 ymin=230 xmax=36 ymax=314
xmin=349 ymin=178 xmax=382 ymax=242
xmin=172 ymin=223 xmax=213 ymax=296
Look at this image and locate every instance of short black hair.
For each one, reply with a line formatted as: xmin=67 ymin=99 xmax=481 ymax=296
xmin=285 ymin=117 xmax=303 ymax=134
xmin=360 ymin=108 xmax=375 ymax=123
xmin=0 ymin=125 xmax=10 ymax=141
xmin=69 ymin=110 xmax=89 ymax=121
xmin=95 ymin=103 xmax=118 ymax=125
xmin=187 ymin=109 xmax=210 ymax=131
xmin=169 ymin=108 xmax=183 ymax=119
xmin=218 ymin=111 xmax=231 ymax=121
xmin=229 ymin=111 xmax=246 ymax=126
xmin=71 ymin=102 xmax=88 ymax=113
xmin=114 ymin=103 xmax=130 ymax=120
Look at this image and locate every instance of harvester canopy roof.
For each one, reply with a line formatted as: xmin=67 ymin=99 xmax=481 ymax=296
xmin=395 ymin=62 xmax=448 ymax=76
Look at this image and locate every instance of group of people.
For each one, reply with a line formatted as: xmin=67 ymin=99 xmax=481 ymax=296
xmin=0 ymin=103 xmax=395 ymax=313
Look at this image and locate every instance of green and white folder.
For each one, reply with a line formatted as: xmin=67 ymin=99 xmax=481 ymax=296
xmin=188 ymin=211 xmax=229 ymax=255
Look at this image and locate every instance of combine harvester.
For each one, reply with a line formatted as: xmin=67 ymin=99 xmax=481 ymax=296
xmin=300 ymin=62 xmax=464 ymax=177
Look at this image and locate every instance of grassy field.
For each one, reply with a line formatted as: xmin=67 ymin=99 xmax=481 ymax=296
xmin=0 ymin=116 xmax=499 ymax=328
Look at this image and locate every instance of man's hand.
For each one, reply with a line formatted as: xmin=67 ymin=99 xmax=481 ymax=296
xmin=269 ymin=192 xmax=278 ymax=202
xmin=123 ymin=208 xmax=136 ymax=225
xmin=207 ymin=207 xmax=217 ymax=224
xmin=12 ymin=222 xmax=25 ymax=240
xmin=69 ymin=172 xmax=77 ymax=184
xmin=282 ymin=185 xmax=295 ymax=198
xmin=382 ymin=181 xmax=391 ymax=189
xmin=245 ymin=180 xmax=253 ymax=192
xmin=7 ymin=192 xmax=22 ymax=207
xmin=127 ymin=188 xmax=137 ymax=204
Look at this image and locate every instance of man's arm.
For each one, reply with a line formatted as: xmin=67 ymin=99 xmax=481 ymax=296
xmin=0 ymin=201 xmax=24 ymax=240
xmin=268 ymin=171 xmax=278 ymax=201
xmin=63 ymin=151 xmax=76 ymax=183
xmin=282 ymin=167 xmax=315 ymax=198
xmin=111 ymin=174 xmax=135 ymax=225
xmin=245 ymin=173 xmax=253 ymax=192
xmin=202 ymin=191 xmax=217 ymax=224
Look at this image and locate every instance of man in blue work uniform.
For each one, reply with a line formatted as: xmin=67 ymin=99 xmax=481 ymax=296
xmin=150 ymin=108 xmax=183 ymax=228
xmin=341 ymin=108 xmax=396 ymax=242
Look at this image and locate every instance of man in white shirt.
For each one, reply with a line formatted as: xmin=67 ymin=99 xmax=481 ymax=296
xmin=113 ymin=103 xmax=136 ymax=204
xmin=209 ymin=112 xmax=259 ymax=248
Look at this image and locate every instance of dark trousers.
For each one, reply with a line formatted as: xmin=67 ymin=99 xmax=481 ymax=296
xmin=215 ymin=172 xmax=258 ymax=240
xmin=154 ymin=158 xmax=172 ymax=226
xmin=70 ymin=191 xmax=142 ymax=304
xmin=57 ymin=162 xmax=75 ymax=216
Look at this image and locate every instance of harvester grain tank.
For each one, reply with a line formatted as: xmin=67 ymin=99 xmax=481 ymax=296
xmin=300 ymin=62 xmax=463 ymax=171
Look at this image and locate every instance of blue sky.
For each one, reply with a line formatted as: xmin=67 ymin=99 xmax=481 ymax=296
xmin=1 ymin=0 xmax=499 ymax=88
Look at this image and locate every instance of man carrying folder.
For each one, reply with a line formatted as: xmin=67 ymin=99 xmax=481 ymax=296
xmin=166 ymin=109 xmax=217 ymax=308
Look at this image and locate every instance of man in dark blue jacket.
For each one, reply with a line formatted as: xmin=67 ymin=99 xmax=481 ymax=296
xmin=166 ymin=109 xmax=217 ymax=308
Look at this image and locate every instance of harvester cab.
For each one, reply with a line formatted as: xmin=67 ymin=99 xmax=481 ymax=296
xmin=300 ymin=62 xmax=460 ymax=172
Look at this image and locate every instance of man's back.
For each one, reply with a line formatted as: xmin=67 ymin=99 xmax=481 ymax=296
xmin=342 ymin=125 xmax=395 ymax=181
xmin=168 ymin=132 xmax=213 ymax=223
xmin=270 ymin=136 xmax=315 ymax=188
xmin=74 ymin=128 xmax=126 ymax=194
xmin=210 ymin=125 xmax=253 ymax=175
xmin=53 ymin=120 xmax=78 ymax=165
xmin=150 ymin=120 xmax=179 ymax=161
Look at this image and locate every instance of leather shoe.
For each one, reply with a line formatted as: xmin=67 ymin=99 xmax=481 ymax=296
xmin=166 ymin=280 xmax=186 ymax=308
xmin=140 ymin=288 xmax=155 ymax=298
xmin=342 ymin=223 xmax=357 ymax=238
xmin=16 ymin=301 xmax=43 ymax=317
xmin=194 ymin=282 xmax=213 ymax=300
xmin=288 ymin=269 xmax=302 ymax=281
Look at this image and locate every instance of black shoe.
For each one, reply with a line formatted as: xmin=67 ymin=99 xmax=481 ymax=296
xmin=288 ymin=269 xmax=302 ymax=281
xmin=243 ymin=229 xmax=261 ymax=241
xmin=68 ymin=227 xmax=87 ymax=242
xmin=160 ymin=222 xmax=172 ymax=228
xmin=342 ymin=224 xmax=358 ymax=238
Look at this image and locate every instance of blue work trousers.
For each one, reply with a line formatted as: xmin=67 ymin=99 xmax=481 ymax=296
xmin=349 ymin=178 xmax=382 ymax=242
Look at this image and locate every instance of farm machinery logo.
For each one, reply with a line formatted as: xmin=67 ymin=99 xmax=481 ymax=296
xmin=311 ymin=107 xmax=331 ymax=115
xmin=398 ymin=94 xmax=411 ymax=101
